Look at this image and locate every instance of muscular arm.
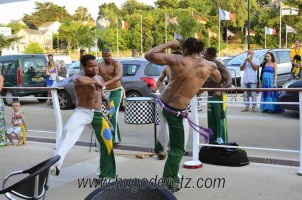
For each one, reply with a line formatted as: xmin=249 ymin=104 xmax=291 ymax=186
xmin=103 ymin=61 xmax=123 ymax=86
xmin=145 ymin=41 xmax=180 ymax=66
xmin=220 ymin=66 xmax=232 ymax=88
xmin=73 ymin=75 xmax=103 ymax=87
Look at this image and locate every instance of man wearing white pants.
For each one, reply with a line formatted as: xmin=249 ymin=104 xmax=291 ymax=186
xmin=51 ymin=55 xmax=115 ymax=179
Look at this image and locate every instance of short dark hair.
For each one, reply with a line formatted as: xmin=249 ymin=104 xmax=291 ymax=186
xmin=181 ymin=37 xmax=204 ymax=55
xmin=102 ymin=48 xmax=111 ymax=53
xmin=80 ymin=54 xmax=96 ymax=67
xmin=48 ymin=54 xmax=53 ymax=57
xmin=205 ymin=47 xmax=217 ymax=58
xmin=171 ymin=51 xmax=182 ymax=55
xmin=12 ymin=100 xmax=20 ymax=104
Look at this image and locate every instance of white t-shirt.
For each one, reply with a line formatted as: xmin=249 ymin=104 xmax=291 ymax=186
xmin=242 ymin=58 xmax=260 ymax=84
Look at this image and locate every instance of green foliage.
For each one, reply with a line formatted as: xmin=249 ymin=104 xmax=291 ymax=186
xmin=0 ymin=35 xmax=21 ymax=55
xmin=77 ymin=25 xmax=96 ymax=50
xmin=22 ymin=2 xmax=71 ymax=28
xmin=7 ymin=22 xmax=27 ymax=34
xmin=155 ymin=0 xmax=179 ymax=9
xmin=58 ymin=21 xmax=82 ymax=50
xmin=73 ymin=7 xmax=92 ymax=21
xmin=24 ymin=42 xmax=44 ymax=54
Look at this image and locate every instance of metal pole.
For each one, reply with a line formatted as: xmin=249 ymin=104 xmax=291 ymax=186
xmin=165 ymin=13 xmax=167 ymax=43
xmin=286 ymin=31 xmax=288 ymax=48
xmin=218 ymin=8 xmax=221 ymax=57
xmin=265 ymin=27 xmax=267 ymax=49
xmin=279 ymin=1 xmax=282 ymax=48
xmin=298 ymin=91 xmax=302 ymax=175
xmin=141 ymin=15 xmax=143 ymax=56
xmin=247 ymin=0 xmax=251 ymax=49
xmin=117 ymin=18 xmax=119 ymax=58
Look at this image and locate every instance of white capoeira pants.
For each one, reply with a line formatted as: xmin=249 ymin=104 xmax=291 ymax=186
xmin=54 ymin=107 xmax=95 ymax=170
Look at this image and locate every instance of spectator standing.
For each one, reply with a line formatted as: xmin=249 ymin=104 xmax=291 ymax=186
xmin=290 ymin=40 xmax=302 ymax=80
xmin=240 ymin=49 xmax=260 ymax=112
xmin=259 ymin=52 xmax=284 ymax=113
xmin=0 ymin=74 xmax=7 ymax=147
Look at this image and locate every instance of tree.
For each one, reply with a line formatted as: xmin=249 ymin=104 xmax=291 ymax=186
xmin=155 ymin=0 xmax=179 ymax=9
xmin=120 ymin=0 xmax=151 ymax=15
xmin=0 ymin=35 xmax=21 ymax=56
xmin=23 ymin=2 xmax=71 ymax=29
xmin=58 ymin=21 xmax=83 ymax=52
xmin=77 ymin=25 xmax=96 ymax=51
xmin=7 ymin=22 xmax=27 ymax=34
xmin=73 ymin=7 xmax=92 ymax=21
xmin=24 ymin=42 xmax=44 ymax=54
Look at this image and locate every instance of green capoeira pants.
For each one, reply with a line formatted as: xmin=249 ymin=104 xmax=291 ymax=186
xmin=93 ymin=112 xmax=116 ymax=178
xmin=108 ymin=88 xmax=123 ymax=143
xmin=207 ymin=95 xmax=228 ymax=144
xmin=162 ymin=107 xmax=186 ymax=187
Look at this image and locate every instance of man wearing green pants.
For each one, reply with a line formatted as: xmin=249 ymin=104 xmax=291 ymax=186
xmin=204 ymin=47 xmax=232 ymax=144
xmin=99 ymin=49 xmax=123 ymax=144
xmin=145 ymin=38 xmax=221 ymax=192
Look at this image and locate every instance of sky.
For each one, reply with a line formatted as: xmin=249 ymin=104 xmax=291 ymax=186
xmin=0 ymin=0 xmax=155 ymax=24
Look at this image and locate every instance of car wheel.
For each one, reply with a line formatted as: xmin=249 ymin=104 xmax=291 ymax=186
xmin=126 ymin=91 xmax=142 ymax=98
xmin=58 ymin=90 xmax=72 ymax=110
xmin=4 ymin=90 xmax=17 ymax=106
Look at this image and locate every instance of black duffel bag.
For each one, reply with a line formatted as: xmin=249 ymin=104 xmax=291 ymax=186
xmin=199 ymin=142 xmax=250 ymax=167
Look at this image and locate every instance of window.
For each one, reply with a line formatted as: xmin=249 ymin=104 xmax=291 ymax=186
xmin=122 ymin=64 xmax=139 ymax=76
xmin=2 ymin=62 xmax=15 ymax=76
xmin=23 ymin=57 xmax=46 ymax=74
xmin=144 ymin=63 xmax=164 ymax=76
xmin=278 ymin=51 xmax=291 ymax=64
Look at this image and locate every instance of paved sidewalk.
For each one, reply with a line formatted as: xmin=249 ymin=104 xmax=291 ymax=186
xmin=1 ymin=142 xmax=302 ymax=200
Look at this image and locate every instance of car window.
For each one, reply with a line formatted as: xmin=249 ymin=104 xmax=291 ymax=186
xmin=227 ymin=50 xmax=267 ymax=66
xmin=122 ymin=64 xmax=139 ymax=76
xmin=278 ymin=51 xmax=291 ymax=64
xmin=23 ymin=57 xmax=46 ymax=73
xmin=144 ymin=63 xmax=164 ymax=76
xmin=2 ymin=61 xmax=15 ymax=75
xmin=69 ymin=61 xmax=80 ymax=69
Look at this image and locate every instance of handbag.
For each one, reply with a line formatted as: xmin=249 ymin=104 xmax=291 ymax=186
xmin=50 ymin=73 xmax=56 ymax=81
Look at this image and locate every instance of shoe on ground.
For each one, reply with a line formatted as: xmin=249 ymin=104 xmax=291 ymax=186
xmin=50 ymin=166 xmax=60 ymax=176
xmin=16 ymin=140 xmax=23 ymax=146
xmin=241 ymin=107 xmax=249 ymax=112
xmin=157 ymin=151 xmax=167 ymax=160
xmin=168 ymin=185 xmax=181 ymax=193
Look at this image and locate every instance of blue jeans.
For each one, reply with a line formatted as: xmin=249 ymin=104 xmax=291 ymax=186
xmin=242 ymin=83 xmax=257 ymax=107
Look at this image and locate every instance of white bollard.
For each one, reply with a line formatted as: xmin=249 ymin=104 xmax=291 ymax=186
xmin=51 ymin=89 xmax=63 ymax=150
xmin=298 ymin=91 xmax=302 ymax=175
xmin=184 ymin=96 xmax=202 ymax=169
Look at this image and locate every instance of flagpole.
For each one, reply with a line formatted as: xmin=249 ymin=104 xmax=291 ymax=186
xmin=286 ymin=26 xmax=288 ymax=48
xmin=116 ymin=18 xmax=119 ymax=58
xmin=226 ymin=28 xmax=228 ymax=54
xmin=208 ymin=29 xmax=210 ymax=47
xmin=218 ymin=8 xmax=221 ymax=57
xmin=165 ymin=13 xmax=167 ymax=43
xmin=265 ymin=27 xmax=267 ymax=49
xmin=279 ymin=1 xmax=282 ymax=48
xmin=95 ymin=19 xmax=98 ymax=57
xmin=141 ymin=15 xmax=143 ymax=56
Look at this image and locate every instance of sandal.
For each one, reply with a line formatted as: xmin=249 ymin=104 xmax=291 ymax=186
xmin=16 ymin=141 xmax=23 ymax=146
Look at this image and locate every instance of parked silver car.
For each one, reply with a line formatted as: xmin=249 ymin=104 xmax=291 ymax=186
xmin=226 ymin=49 xmax=292 ymax=87
xmin=56 ymin=58 xmax=164 ymax=109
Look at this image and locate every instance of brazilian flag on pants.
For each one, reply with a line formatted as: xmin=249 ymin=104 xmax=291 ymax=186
xmin=207 ymin=94 xmax=228 ymax=144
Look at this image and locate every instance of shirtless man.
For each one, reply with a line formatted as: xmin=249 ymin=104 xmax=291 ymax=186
xmin=145 ymin=38 xmax=221 ymax=192
xmin=204 ymin=47 xmax=232 ymax=144
xmin=51 ymin=55 xmax=116 ymax=179
xmin=99 ymin=49 xmax=123 ymax=144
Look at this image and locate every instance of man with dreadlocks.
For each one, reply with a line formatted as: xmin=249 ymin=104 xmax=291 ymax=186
xmin=145 ymin=38 xmax=221 ymax=192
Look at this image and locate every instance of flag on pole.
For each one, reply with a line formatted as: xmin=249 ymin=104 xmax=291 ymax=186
xmin=96 ymin=18 xmax=110 ymax=30
xmin=286 ymin=25 xmax=296 ymax=33
xmin=208 ymin=30 xmax=217 ymax=38
xmin=118 ymin=19 xmax=129 ymax=30
xmin=281 ymin=6 xmax=299 ymax=16
xmin=195 ymin=16 xmax=207 ymax=24
xmin=194 ymin=33 xmax=200 ymax=39
xmin=227 ymin=29 xmax=235 ymax=37
xmin=245 ymin=29 xmax=256 ymax=36
xmin=219 ymin=8 xmax=235 ymax=21
xmin=166 ymin=16 xmax=178 ymax=24
xmin=174 ymin=33 xmax=182 ymax=40
xmin=265 ymin=26 xmax=277 ymax=35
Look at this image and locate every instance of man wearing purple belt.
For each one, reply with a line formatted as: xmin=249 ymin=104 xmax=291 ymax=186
xmin=145 ymin=38 xmax=221 ymax=192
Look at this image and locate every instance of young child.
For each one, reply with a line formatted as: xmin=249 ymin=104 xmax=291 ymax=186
xmin=6 ymin=100 xmax=27 ymax=146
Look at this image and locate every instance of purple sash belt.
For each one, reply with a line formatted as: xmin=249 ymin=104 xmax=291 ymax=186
xmin=157 ymin=97 xmax=213 ymax=143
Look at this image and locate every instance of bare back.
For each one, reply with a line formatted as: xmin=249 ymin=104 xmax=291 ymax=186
xmin=99 ymin=60 xmax=122 ymax=90
xmin=73 ymin=75 xmax=102 ymax=110
xmin=161 ymin=56 xmax=218 ymax=109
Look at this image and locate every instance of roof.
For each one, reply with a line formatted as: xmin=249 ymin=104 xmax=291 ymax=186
xmin=21 ymin=29 xmax=49 ymax=35
xmin=39 ymin=22 xmax=57 ymax=28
